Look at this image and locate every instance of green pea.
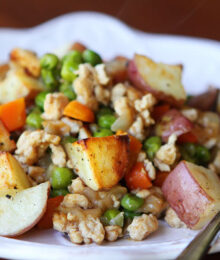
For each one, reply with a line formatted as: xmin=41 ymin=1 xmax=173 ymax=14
xmin=143 ymin=136 xmax=162 ymax=160
xmin=31 ymin=107 xmax=42 ymax=114
xmin=61 ymin=136 xmax=77 ymax=145
xmin=180 ymin=143 xmax=210 ymax=165
xmin=98 ymin=114 xmax=116 ymax=129
xmin=82 ymin=49 xmax=102 ymax=66
xmin=51 ymin=167 xmax=74 ymax=189
xmin=104 ymin=209 xmax=120 ymax=221
xmin=96 ymin=107 xmax=114 ymax=119
xmin=40 ymin=53 xmax=59 ymax=70
xmin=183 ymin=143 xmax=197 ymax=157
xmin=195 ymin=145 xmax=211 ymax=165
xmin=180 ymin=147 xmax=196 ymax=163
xmin=180 ymin=143 xmax=197 ymax=163
xmin=61 ymin=60 xmax=78 ymax=82
xmin=41 ymin=69 xmax=58 ymax=91
xmin=51 ymin=189 xmax=69 ymax=197
xmin=35 ymin=91 xmax=49 ymax=110
xmin=62 ymin=50 xmax=83 ymax=64
xmin=124 ymin=209 xmax=141 ymax=219
xmin=102 ymin=209 xmax=124 ymax=227
xmin=59 ymin=82 xmax=76 ymax=100
xmin=93 ymin=129 xmax=113 ymax=137
xmin=121 ymin=194 xmax=144 ymax=212
xmin=26 ymin=112 xmax=42 ymax=129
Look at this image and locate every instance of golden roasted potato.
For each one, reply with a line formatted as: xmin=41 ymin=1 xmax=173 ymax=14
xmin=0 ymin=64 xmax=9 ymax=81
xmin=66 ymin=135 xmax=130 ymax=190
xmin=0 ymin=121 xmax=16 ymax=152
xmin=10 ymin=48 xmax=40 ymax=77
xmin=0 ymin=64 xmax=43 ymax=104
xmin=128 ymin=54 xmax=186 ymax=106
xmin=162 ymin=161 xmax=220 ymax=229
xmin=0 ymin=152 xmax=30 ymax=189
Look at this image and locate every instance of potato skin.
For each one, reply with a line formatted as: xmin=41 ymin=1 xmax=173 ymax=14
xmin=128 ymin=55 xmax=186 ymax=107
xmin=67 ymin=135 xmax=130 ymax=190
xmin=188 ymin=88 xmax=218 ymax=111
xmin=155 ymin=109 xmax=193 ymax=142
xmin=162 ymin=161 xmax=220 ymax=229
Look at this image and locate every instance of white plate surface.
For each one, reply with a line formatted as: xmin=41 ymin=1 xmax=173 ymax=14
xmin=0 ymin=11 xmax=220 ymax=260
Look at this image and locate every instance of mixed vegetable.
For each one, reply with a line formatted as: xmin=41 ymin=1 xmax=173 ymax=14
xmin=0 ymin=43 xmax=219 ymax=244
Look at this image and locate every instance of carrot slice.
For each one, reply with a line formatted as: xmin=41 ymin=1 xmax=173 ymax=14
xmin=125 ymin=162 xmax=152 ymax=190
xmin=129 ymin=135 xmax=142 ymax=155
xmin=0 ymin=98 xmax=26 ymax=131
xmin=154 ymin=171 xmax=169 ymax=187
xmin=63 ymin=100 xmax=95 ymax=123
xmin=152 ymin=104 xmax=170 ymax=121
xmin=37 ymin=196 xmax=64 ymax=229
xmin=177 ymin=131 xmax=198 ymax=144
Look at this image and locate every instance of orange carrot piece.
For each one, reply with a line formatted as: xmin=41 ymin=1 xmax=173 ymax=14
xmin=63 ymin=100 xmax=95 ymax=123
xmin=125 ymin=162 xmax=152 ymax=190
xmin=129 ymin=135 xmax=142 ymax=155
xmin=37 ymin=196 xmax=64 ymax=229
xmin=116 ymin=130 xmax=142 ymax=170
xmin=177 ymin=131 xmax=198 ymax=144
xmin=152 ymin=104 xmax=170 ymax=121
xmin=154 ymin=171 xmax=170 ymax=187
xmin=0 ymin=98 xmax=26 ymax=131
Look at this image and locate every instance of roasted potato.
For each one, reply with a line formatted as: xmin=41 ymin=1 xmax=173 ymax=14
xmin=128 ymin=54 xmax=186 ymax=106
xmin=0 ymin=182 xmax=49 ymax=237
xmin=162 ymin=160 xmax=220 ymax=229
xmin=66 ymin=135 xmax=130 ymax=190
xmin=188 ymin=88 xmax=218 ymax=111
xmin=0 ymin=64 xmax=9 ymax=81
xmin=10 ymin=48 xmax=41 ymax=77
xmin=0 ymin=121 xmax=16 ymax=152
xmin=0 ymin=152 xmax=30 ymax=189
xmin=155 ymin=109 xmax=193 ymax=142
xmin=0 ymin=64 xmax=43 ymax=104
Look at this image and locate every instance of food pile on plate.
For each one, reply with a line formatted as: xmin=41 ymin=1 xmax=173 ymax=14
xmin=0 ymin=42 xmax=219 ymax=244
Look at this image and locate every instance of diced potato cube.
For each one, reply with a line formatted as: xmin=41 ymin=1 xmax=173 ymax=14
xmin=66 ymin=135 xmax=130 ymax=190
xmin=128 ymin=54 xmax=186 ymax=106
xmin=162 ymin=161 xmax=220 ymax=229
xmin=0 ymin=64 xmax=43 ymax=104
xmin=10 ymin=48 xmax=40 ymax=77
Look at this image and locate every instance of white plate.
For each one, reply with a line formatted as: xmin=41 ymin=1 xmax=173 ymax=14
xmin=0 ymin=11 xmax=220 ymax=260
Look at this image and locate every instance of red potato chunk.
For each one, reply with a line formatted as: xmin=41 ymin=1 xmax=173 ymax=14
xmin=188 ymin=88 xmax=218 ymax=111
xmin=162 ymin=161 xmax=220 ymax=229
xmin=155 ymin=109 xmax=193 ymax=142
xmin=128 ymin=54 xmax=186 ymax=107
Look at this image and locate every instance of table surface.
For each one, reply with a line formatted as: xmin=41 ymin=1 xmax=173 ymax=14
xmin=0 ymin=0 xmax=220 ymax=259
xmin=1 ymin=0 xmax=220 ymax=41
